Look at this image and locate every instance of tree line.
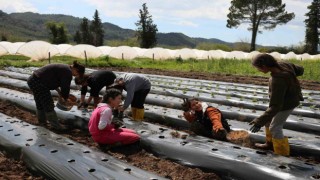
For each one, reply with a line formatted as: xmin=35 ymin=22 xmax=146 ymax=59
xmin=44 ymin=1 xmax=319 ymax=54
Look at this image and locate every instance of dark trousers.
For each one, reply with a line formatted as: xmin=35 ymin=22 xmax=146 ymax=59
xmin=131 ymin=89 xmax=150 ymax=109
xmin=27 ymin=75 xmax=55 ymax=112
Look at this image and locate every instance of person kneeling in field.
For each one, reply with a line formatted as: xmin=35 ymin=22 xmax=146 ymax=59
xmin=89 ymin=88 xmax=140 ymax=147
xmin=182 ymin=98 xmax=231 ymax=140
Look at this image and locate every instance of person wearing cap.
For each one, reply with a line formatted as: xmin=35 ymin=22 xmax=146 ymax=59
xmin=75 ymin=70 xmax=116 ymax=108
xmin=111 ymin=73 xmax=151 ymax=121
xmin=27 ymin=61 xmax=85 ymax=130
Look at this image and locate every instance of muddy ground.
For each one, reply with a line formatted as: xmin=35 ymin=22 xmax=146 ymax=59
xmin=0 ymin=67 xmax=320 ymax=179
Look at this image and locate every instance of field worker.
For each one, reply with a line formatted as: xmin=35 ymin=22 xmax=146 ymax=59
xmin=89 ymin=88 xmax=140 ymax=147
xmin=75 ymin=70 xmax=116 ymax=108
xmin=111 ymin=73 xmax=151 ymax=121
xmin=182 ymin=98 xmax=231 ymax=140
xmin=27 ymin=61 xmax=85 ymax=130
xmin=249 ymin=53 xmax=304 ymax=156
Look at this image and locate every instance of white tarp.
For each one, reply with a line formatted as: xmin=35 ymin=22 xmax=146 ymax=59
xmin=0 ymin=44 xmax=8 ymax=56
xmin=143 ymin=47 xmax=172 ymax=60
xmin=300 ymin=53 xmax=312 ymax=60
xmin=0 ymin=41 xmax=25 ymax=54
xmin=283 ymin=51 xmax=297 ymax=60
xmin=246 ymin=51 xmax=261 ymax=60
xmin=16 ymin=41 xmax=59 ymax=61
xmin=54 ymin=44 xmax=72 ymax=55
xmin=65 ymin=44 xmax=102 ymax=59
xmin=174 ymin=48 xmax=197 ymax=59
xmin=109 ymin=46 xmax=138 ymax=60
xmin=98 ymin=46 xmax=115 ymax=55
xmin=225 ymin=51 xmax=246 ymax=60
xmin=269 ymin=52 xmax=282 ymax=60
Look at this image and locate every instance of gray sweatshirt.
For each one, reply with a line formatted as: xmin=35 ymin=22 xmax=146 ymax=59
xmin=122 ymin=73 xmax=151 ymax=109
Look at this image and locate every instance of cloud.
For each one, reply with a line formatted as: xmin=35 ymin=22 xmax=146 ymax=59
xmin=172 ymin=20 xmax=198 ymax=27
xmin=0 ymin=0 xmax=38 ymax=13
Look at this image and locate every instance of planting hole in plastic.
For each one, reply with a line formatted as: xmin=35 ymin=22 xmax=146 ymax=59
xmin=212 ymin=148 xmax=218 ymax=151
xmin=180 ymin=141 xmax=188 ymax=146
xmin=26 ymin=139 xmax=33 ymax=141
xmin=38 ymin=144 xmax=45 ymax=147
xmin=233 ymin=146 xmax=241 ymax=149
xmin=311 ymin=173 xmax=320 ymax=179
xmin=101 ymin=158 xmax=109 ymax=162
xmin=88 ymin=168 xmax=96 ymax=173
xmin=278 ymin=165 xmax=286 ymax=169
xmin=56 ymin=137 xmax=62 ymax=140
xmin=140 ymin=130 xmax=146 ymax=133
xmin=14 ymin=134 xmax=20 ymax=136
xmin=305 ymin=162 xmax=314 ymax=166
xmin=8 ymin=129 xmax=13 ymax=132
xmin=67 ymin=143 xmax=74 ymax=146
xmin=159 ymin=136 xmax=165 ymax=139
xmin=124 ymin=168 xmax=131 ymax=172
xmin=41 ymin=133 xmax=47 ymax=136
xmin=83 ymin=150 xmax=90 ymax=153
xmin=51 ymin=150 xmax=58 ymax=153
xmin=207 ymin=140 xmax=214 ymax=143
xmin=256 ymin=151 xmax=267 ymax=155
xmin=68 ymin=159 xmax=75 ymax=163
xmin=32 ymin=127 xmax=37 ymax=130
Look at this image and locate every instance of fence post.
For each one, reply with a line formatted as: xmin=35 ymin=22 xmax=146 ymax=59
xmin=153 ymin=53 xmax=155 ymax=61
xmin=122 ymin=53 xmax=124 ymax=60
xmin=48 ymin=52 xmax=51 ymax=64
xmin=84 ymin=50 xmax=87 ymax=65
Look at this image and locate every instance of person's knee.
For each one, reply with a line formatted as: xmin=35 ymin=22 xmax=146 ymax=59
xmin=269 ymin=125 xmax=283 ymax=138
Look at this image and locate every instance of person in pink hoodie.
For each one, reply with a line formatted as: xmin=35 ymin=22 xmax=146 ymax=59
xmin=88 ymin=88 xmax=140 ymax=146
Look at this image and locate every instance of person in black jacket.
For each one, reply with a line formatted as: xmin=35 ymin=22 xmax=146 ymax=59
xmin=75 ymin=70 xmax=116 ymax=108
xmin=27 ymin=61 xmax=85 ymax=130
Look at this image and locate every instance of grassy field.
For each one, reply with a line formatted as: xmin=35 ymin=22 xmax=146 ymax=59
xmin=0 ymin=55 xmax=319 ymax=81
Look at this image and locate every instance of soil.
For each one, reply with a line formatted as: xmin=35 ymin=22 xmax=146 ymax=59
xmin=1 ymin=67 xmax=320 ymax=179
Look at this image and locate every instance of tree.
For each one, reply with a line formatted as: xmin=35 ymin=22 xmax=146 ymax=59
xmin=80 ymin=17 xmax=92 ymax=44
xmin=305 ymin=0 xmax=320 ymax=55
xmin=90 ymin=10 xmax=104 ymax=46
xmin=73 ymin=30 xmax=82 ymax=44
xmin=135 ymin=3 xmax=158 ymax=48
xmin=226 ymin=0 xmax=295 ymax=51
xmin=46 ymin=21 xmax=68 ymax=44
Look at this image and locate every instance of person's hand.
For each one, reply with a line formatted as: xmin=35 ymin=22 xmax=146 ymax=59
xmin=212 ymin=128 xmax=227 ymax=140
xmin=249 ymin=119 xmax=261 ymax=133
xmin=183 ymin=111 xmax=196 ymax=123
xmin=78 ymin=102 xmax=88 ymax=109
xmin=118 ymin=105 xmax=124 ymax=112
xmin=112 ymin=120 xmax=123 ymax=129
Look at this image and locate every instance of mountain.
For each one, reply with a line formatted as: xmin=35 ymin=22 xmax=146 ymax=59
xmin=0 ymin=10 xmax=233 ymax=48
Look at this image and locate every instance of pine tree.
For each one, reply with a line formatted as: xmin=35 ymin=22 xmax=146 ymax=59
xmin=74 ymin=30 xmax=82 ymax=44
xmin=305 ymin=0 xmax=320 ymax=54
xmin=80 ymin=17 xmax=92 ymax=44
xmin=135 ymin=3 xmax=158 ymax=48
xmin=227 ymin=0 xmax=295 ymax=51
xmin=90 ymin=10 xmax=104 ymax=46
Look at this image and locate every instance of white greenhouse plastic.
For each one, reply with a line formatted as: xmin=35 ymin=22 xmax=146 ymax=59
xmin=0 ymin=44 xmax=8 ymax=56
xmin=0 ymin=41 xmax=25 ymax=54
xmin=109 ymin=46 xmax=138 ymax=60
xmin=209 ymin=50 xmax=225 ymax=59
xmin=313 ymin=54 xmax=320 ymax=60
xmin=17 ymin=41 xmax=59 ymax=61
xmin=143 ymin=47 xmax=172 ymax=60
xmin=300 ymin=53 xmax=312 ymax=60
xmin=247 ymin=51 xmax=261 ymax=60
xmin=283 ymin=51 xmax=297 ymax=60
xmin=54 ymin=44 xmax=72 ymax=55
xmin=65 ymin=44 xmax=102 ymax=59
xmin=225 ymin=51 xmax=246 ymax=60
xmin=98 ymin=46 xmax=115 ymax=55
xmin=269 ymin=52 xmax=282 ymax=60
xmin=174 ymin=48 xmax=197 ymax=59
xmin=133 ymin=47 xmax=148 ymax=57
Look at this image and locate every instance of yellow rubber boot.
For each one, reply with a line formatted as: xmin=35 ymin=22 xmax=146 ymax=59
xmin=131 ymin=107 xmax=137 ymax=119
xmin=134 ymin=108 xmax=144 ymax=121
xmin=273 ymin=137 xmax=290 ymax=156
xmin=255 ymin=127 xmax=273 ymax=149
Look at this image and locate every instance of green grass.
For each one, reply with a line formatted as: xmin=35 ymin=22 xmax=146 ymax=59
xmin=0 ymin=55 xmax=319 ymax=81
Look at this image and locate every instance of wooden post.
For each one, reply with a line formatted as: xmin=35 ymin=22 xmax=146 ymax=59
xmin=122 ymin=53 xmax=124 ymax=60
xmin=153 ymin=53 xmax=155 ymax=61
xmin=84 ymin=50 xmax=87 ymax=65
xmin=48 ymin=52 xmax=51 ymax=64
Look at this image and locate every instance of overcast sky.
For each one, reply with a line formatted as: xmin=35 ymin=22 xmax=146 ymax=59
xmin=0 ymin=0 xmax=311 ymax=47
